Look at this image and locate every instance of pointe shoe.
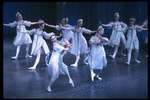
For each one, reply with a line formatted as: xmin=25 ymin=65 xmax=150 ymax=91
xmin=28 ymin=66 xmax=36 ymax=70
xmin=25 ymin=54 xmax=32 ymax=58
xmin=11 ymin=56 xmax=18 ymax=60
xmin=121 ymin=53 xmax=126 ymax=57
xmin=70 ymin=63 xmax=77 ymax=67
xmin=83 ymin=61 xmax=88 ymax=65
xmin=109 ymin=55 xmax=115 ymax=59
xmin=91 ymin=72 xmax=96 ymax=82
xmin=126 ymin=61 xmax=130 ymax=65
xmin=95 ymin=75 xmax=102 ymax=80
xmin=69 ymin=79 xmax=74 ymax=87
xmin=134 ymin=59 xmax=141 ymax=63
xmin=47 ymin=86 xmax=52 ymax=92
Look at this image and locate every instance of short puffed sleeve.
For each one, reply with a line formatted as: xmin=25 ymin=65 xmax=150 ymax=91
xmin=9 ymin=21 xmax=17 ymax=28
xmin=23 ymin=20 xmax=31 ymax=27
xmin=107 ymin=22 xmax=114 ymax=29
xmin=82 ymin=27 xmax=91 ymax=34
xmin=56 ymin=25 xmax=61 ymax=30
xmin=89 ymin=36 xmax=95 ymax=45
xmin=135 ymin=25 xmax=143 ymax=32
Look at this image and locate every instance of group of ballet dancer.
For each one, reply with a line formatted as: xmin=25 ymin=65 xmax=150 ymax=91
xmin=3 ymin=12 xmax=148 ymax=92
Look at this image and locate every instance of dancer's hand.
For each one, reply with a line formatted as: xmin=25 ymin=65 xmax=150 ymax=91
xmin=59 ymin=33 xmax=62 ymax=37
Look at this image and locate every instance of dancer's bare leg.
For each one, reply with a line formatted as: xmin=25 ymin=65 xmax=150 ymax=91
xmin=126 ymin=48 xmax=132 ymax=65
xmin=70 ymin=55 xmax=80 ymax=67
xmin=25 ymin=44 xmax=32 ymax=58
xmin=134 ymin=49 xmax=140 ymax=63
xmin=28 ymin=48 xmax=41 ymax=69
xmin=121 ymin=45 xmax=126 ymax=56
xmin=47 ymin=65 xmax=59 ymax=92
xmin=109 ymin=45 xmax=119 ymax=58
xmin=90 ymin=68 xmax=96 ymax=82
xmin=11 ymin=45 xmax=21 ymax=59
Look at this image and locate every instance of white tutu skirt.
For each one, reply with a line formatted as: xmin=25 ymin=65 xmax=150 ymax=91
xmin=13 ymin=33 xmax=32 ymax=46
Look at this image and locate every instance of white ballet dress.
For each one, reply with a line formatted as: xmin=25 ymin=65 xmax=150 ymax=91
xmin=9 ymin=20 xmax=32 ymax=46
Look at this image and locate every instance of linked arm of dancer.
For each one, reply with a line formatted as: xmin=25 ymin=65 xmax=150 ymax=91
xmin=59 ymin=23 xmax=96 ymax=33
xmin=3 ymin=20 xmax=40 ymax=27
xmin=44 ymin=23 xmax=56 ymax=28
xmin=99 ymin=20 xmax=109 ymax=27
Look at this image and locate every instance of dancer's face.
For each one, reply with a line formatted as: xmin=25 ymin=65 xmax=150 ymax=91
xmin=61 ymin=18 xmax=66 ymax=24
xmin=39 ymin=24 xmax=45 ymax=30
xmin=78 ymin=21 xmax=83 ymax=27
xmin=115 ymin=14 xmax=119 ymax=21
xmin=17 ymin=14 xmax=22 ymax=20
xmin=129 ymin=20 xmax=134 ymax=25
xmin=98 ymin=28 xmax=104 ymax=35
xmin=51 ymin=36 xmax=57 ymax=42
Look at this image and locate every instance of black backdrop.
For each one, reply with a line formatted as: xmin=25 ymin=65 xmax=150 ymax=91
xmin=3 ymin=2 xmax=148 ymax=47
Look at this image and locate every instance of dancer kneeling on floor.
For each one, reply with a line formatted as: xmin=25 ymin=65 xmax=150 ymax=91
xmin=87 ymin=26 xmax=109 ymax=81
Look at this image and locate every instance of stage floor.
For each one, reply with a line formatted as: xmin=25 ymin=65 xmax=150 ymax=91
xmin=3 ymin=36 xmax=148 ymax=99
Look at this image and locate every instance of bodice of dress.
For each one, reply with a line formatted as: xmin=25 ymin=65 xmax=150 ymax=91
xmin=51 ymin=43 xmax=64 ymax=62
xmin=108 ymin=21 xmax=127 ymax=33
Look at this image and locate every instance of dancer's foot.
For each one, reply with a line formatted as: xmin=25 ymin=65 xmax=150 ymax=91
xmin=83 ymin=61 xmax=88 ymax=65
xmin=126 ymin=61 xmax=130 ymax=65
xmin=95 ymin=75 xmax=102 ymax=80
xmin=47 ymin=86 xmax=52 ymax=92
xmin=28 ymin=66 xmax=36 ymax=70
xmin=91 ymin=72 xmax=96 ymax=82
xmin=25 ymin=54 xmax=32 ymax=58
xmin=11 ymin=56 xmax=18 ymax=60
xmin=134 ymin=59 xmax=141 ymax=63
xmin=70 ymin=63 xmax=77 ymax=67
xmin=109 ymin=55 xmax=115 ymax=59
xmin=121 ymin=53 xmax=126 ymax=57
xmin=69 ymin=79 xmax=74 ymax=87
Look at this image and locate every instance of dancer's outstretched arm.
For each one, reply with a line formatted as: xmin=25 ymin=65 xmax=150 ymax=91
xmin=45 ymin=23 xmax=56 ymax=28
xmin=99 ymin=20 xmax=109 ymax=27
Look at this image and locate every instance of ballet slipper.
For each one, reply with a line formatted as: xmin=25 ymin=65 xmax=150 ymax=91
xmin=121 ymin=53 xmax=126 ymax=57
xmin=47 ymin=86 xmax=52 ymax=92
xmin=69 ymin=79 xmax=74 ymax=87
xmin=109 ymin=55 xmax=115 ymax=59
xmin=126 ymin=61 xmax=130 ymax=65
xmin=28 ymin=66 xmax=36 ymax=70
xmin=70 ymin=63 xmax=77 ymax=67
xmin=11 ymin=56 xmax=18 ymax=60
xmin=25 ymin=54 xmax=32 ymax=58
xmin=95 ymin=75 xmax=102 ymax=80
xmin=91 ymin=72 xmax=96 ymax=82
xmin=134 ymin=59 xmax=141 ymax=63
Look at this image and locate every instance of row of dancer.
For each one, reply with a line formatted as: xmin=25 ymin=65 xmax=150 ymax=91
xmin=3 ymin=12 xmax=148 ymax=92
xmin=3 ymin=12 xmax=74 ymax=92
xmin=3 ymin=12 xmax=108 ymax=92
xmin=99 ymin=12 xmax=148 ymax=65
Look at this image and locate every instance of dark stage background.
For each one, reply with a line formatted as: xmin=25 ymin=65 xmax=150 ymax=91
xmin=3 ymin=2 xmax=148 ymax=47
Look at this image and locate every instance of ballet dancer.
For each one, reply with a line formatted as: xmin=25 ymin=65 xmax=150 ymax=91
xmin=19 ymin=20 xmax=55 ymax=69
xmin=100 ymin=12 xmax=127 ymax=59
xmin=47 ymin=35 xmax=74 ymax=92
xmin=122 ymin=18 xmax=148 ymax=65
xmin=3 ymin=12 xmax=39 ymax=59
xmin=141 ymin=20 xmax=148 ymax=58
xmin=87 ymin=26 xmax=109 ymax=81
xmin=45 ymin=17 xmax=74 ymax=56
xmin=60 ymin=19 xmax=97 ymax=67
